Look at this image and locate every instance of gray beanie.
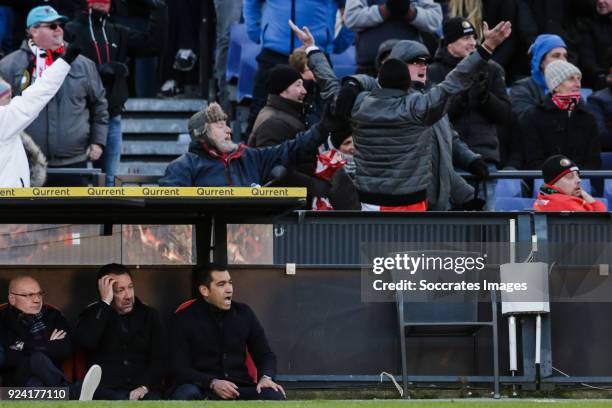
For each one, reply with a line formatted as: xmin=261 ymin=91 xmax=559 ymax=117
xmin=188 ymin=102 xmax=228 ymax=140
xmin=545 ymin=60 xmax=581 ymax=92
xmin=389 ymin=40 xmax=431 ymax=63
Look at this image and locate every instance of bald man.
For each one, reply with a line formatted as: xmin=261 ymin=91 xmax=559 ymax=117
xmin=0 ymin=276 xmax=101 ymax=400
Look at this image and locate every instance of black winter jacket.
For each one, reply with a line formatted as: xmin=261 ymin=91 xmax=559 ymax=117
xmin=73 ymin=299 xmax=166 ymax=391
xmin=519 ymin=96 xmax=601 ymax=170
xmin=428 ymin=47 xmax=511 ymax=163
xmin=0 ymin=304 xmax=72 ymax=386
xmin=64 ymin=4 xmax=165 ymax=116
xmin=170 ymin=298 xmax=277 ymax=388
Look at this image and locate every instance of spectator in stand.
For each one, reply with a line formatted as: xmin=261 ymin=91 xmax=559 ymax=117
xmin=389 ymin=40 xmax=486 ymax=210
xmin=290 ymin=20 xmax=492 ymax=211
xmin=344 ymin=0 xmax=442 ymax=76
xmin=213 ymin=0 xmax=242 ymax=112
xmin=520 ymin=60 xmax=601 ymax=170
xmin=0 ymin=5 xmax=108 ymax=187
xmin=64 ymin=0 xmax=166 ymax=186
xmin=170 ymin=264 xmax=285 ymax=400
xmin=0 ymin=0 xmax=79 ymax=52
xmin=248 ymin=66 xmax=308 ymax=147
xmin=587 ymin=52 xmax=612 ymax=152
xmin=158 ymin=102 xmax=345 ymax=187
xmin=0 ymin=276 xmax=102 ymax=400
xmin=446 ymin=0 xmax=518 ymax=83
xmin=510 ymin=34 xmax=567 ymax=119
xmin=244 ymin=0 xmax=353 ymax=134
xmin=74 ymin=263 xmax=166 ymax=400
xmin=0 ymin=44 xmax=81 ymax=188
xmin=577 ymin=0 xmax=612 ymax=90
xmin=340 ymin=21 xmax=511 ymax=211
xmin=428 ymin=17 xmax=511 ymax=210
xmin=515 ymin=0 xmax=595 ymax=71
xmin=534 ymin=155 xmax=606 ymax=212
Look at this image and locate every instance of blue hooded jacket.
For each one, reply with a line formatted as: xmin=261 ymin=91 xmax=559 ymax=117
xmin=244 ymin=0 xmax=353 ymax=56
xmin=529 ymin=34 xmax=567 ymax=94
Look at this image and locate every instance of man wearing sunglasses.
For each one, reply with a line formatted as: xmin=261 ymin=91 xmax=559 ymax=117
xmin=0 ymin=5 xmax=108 ymax=187
xmin=0 ymin=276 xmax=101 ymax=399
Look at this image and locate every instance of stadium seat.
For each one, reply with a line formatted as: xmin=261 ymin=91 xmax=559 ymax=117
xmin=226 ymin=23 xmax=252 ymax=82
xmin=495 ymin=197 xmax=536 ymax=211
xmin=580 ymin=88 xmax=593 ymax=101
xmin=601 ymin=153 xmax=612 ymax=170
xmin=533 ymin=178 xmax=591 ymax=197
xmin=604 ymin=180 xmax=612 ymax=205
xmin=175 ymin=299 xmax=258 ymax=383
xmin=495 ymin=179 xmax=522 ymax=198
xmin=237 ymin=43 xmax=261 ymax=103
xmin=330 ymin=45 xmax=357 ymax=79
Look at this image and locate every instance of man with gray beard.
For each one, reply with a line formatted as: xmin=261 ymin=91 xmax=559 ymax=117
xmin=159 ymin=102 xmax=343 ymax=187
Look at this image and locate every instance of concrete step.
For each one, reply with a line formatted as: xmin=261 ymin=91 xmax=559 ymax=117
xmin=122 ymin=118 xmax=188 ymax=134
xmin=118 ymin=162 xmax=171 ymax=176
xmin=122 ymin=138 xmax=190 ymax=156
xmin=124 ymin=98 xmax=205 ymax=113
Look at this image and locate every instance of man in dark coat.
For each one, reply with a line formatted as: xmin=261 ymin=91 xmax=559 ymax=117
xmin=159 ymin=102 xmax=342 ymax=188
xmin=73 ymin=263 xmax=166 ymax=400
xmin=248 ymin=66 xmax=308 ymax=148
xmin=520 ymin=60 xmax=601 ymax=170
xmin=577 ymin=0 xmax=612 ymax=90
xmin=64 ymin=0 xmax=166 ymax=186
xmin=170 ymin=263 xmax=285 ymax=401
xmin=428 ymin=17 xmax=511 ymax=210
xmin=0 ymin=276 xmax=102 ymax=400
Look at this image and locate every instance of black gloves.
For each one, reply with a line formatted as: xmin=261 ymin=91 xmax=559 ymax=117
xmin=319 ymin=102 xmax=351 ymax=140
xmin=335 ymin=78 xmax=361 ymax=120
xmin=468 ymin=158 xmax=490 ymax=180
xmin=385 ymin=0 xmax=412 ymax=18
xmin=98 ymin=62 xmax=130 ymax=78
xmin=62 ymin=43 xmax=82 ymax=64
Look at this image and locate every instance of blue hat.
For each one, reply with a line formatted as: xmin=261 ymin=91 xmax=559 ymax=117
xmin=529 ymin=34 xmax=567 ymax=92
xmin=26 ymin=6 xmax=68 ymax=28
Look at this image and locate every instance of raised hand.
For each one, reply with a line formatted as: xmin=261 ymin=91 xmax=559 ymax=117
xmin=98 ymin=275 xmax=115 ymax=304
xmin=482 ymin=21 xmax=512 ymax=52
xmin=288 ymin=20 xmax=315 ymax=48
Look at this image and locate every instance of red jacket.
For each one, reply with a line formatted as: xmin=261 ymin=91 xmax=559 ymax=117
xmin=534 ymin=184 xmax=607 ymax=212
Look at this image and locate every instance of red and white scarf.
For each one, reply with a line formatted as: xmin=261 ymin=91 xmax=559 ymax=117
xmin=551 ymin=92 xmax=581 ymax=112
xmin=29 ymin=40 xmax=65 ymax=81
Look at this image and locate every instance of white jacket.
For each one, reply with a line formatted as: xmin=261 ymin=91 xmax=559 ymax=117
xmin=0 ymin=58 xmax=71 ymax=187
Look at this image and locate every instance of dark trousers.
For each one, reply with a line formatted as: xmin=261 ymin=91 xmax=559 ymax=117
xmin=12 ymin=351 xmax=81 ymax=400
xmin=94 ymin=386 xmax=161 ymax=400
xmin=246 ymin=48 xmax=291 ymax=135
xmin=172 ymin=383 xmax=285 ymax=401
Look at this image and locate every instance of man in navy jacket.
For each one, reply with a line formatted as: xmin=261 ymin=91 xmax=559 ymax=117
xmin=159 ymin=102 xmax=339 ymax=187
xmin=170 ymin=263 xmax=285 ymax=400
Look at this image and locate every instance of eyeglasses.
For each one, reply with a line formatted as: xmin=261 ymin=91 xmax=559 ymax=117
xmin=36 ymin=22 xmax=64 ymax=30
xmin=11 ymin=291 xmax=45 ymax=300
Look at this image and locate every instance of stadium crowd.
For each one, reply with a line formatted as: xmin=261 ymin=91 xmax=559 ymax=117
xmin=0 ymin=0 xmax=610 ymax=212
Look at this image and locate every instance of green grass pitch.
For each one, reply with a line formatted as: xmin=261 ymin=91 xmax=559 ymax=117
xmin=5 ymin=401 xmax=612 ymax=407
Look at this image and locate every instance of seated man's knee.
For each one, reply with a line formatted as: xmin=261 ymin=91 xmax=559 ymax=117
xmin=172 ymin=384 xmax=204 ymax=400
xmin=29 ymin=351 xmax=53 ymax=370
